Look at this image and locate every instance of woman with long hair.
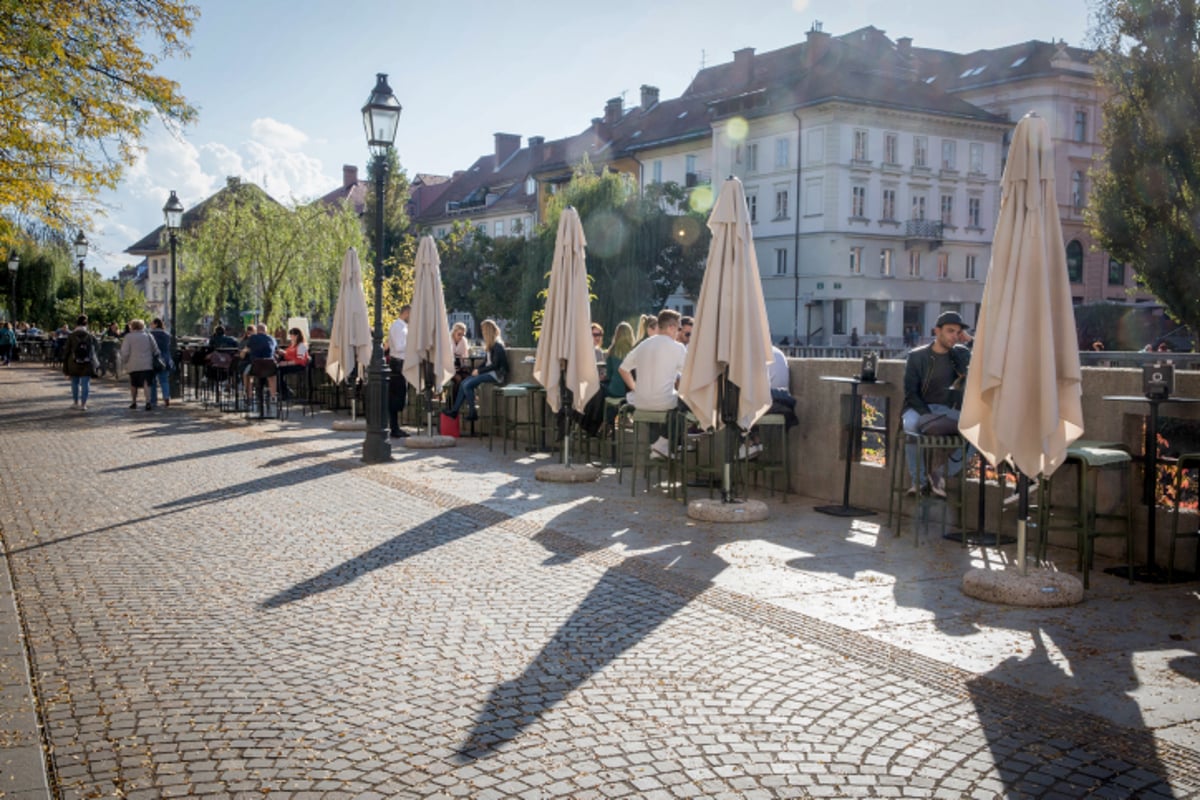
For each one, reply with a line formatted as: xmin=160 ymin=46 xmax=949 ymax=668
xmin=447 ymin=319 xmax=508 ymax=420
xmin=634 ymin=313 xmax=658 ymax=342
xmin=604 ymin=322 xmax=635 ymax=400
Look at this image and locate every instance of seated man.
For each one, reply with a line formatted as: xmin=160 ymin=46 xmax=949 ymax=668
xmin=208 ymin=325 xmax=239 ymax=349
xmin=902 ymin=311 xmax=972 ymax=497
xmin=241 ymin=323 xmax=278 ymax=400
xmin=618 ymin=309 xmax=687 ymax=460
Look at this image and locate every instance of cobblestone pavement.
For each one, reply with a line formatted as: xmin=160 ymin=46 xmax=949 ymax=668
xmin=0 ymin=363 xmax=1198 ymax=799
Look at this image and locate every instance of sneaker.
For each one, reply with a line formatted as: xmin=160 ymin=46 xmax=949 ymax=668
xmin=391 ymin=429 xmax=409 ymax=438
xmin=144 ymin=403 xmax=152 ymax=411
xmin=79 ymin=404 xmax=87 ymax=412
xmin=129 ymin=402 xmax=137 ymax=410
xmin=929 ymin=472 xmax=946 ymax=499
xmin=650 ymin=437 xmax=672 ymax=460
xmin=1003 ymin=491 xmax=1022 ymax=507
xmin=736 ymin=443 xmax=764 ymax=460
xmin=905 ymin=484 xmax=919 ymax=497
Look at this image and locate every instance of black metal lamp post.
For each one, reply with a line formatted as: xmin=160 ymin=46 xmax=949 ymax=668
xmin=163 ymin=190 xmax=184 ymax=396
xmin=6 ymin=252 xmax=17 ymax=322
xmin=361 ymin=72 xmax=402 ymax=464
xmin=73 ymin=231 xmax=88 ymax=316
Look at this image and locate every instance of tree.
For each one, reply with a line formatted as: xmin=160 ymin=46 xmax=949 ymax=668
xmin=181 ymin=189 xmax=365 ymax=331
xmin=0 ymin=0 xmax=198 ymax=248
xmin=1089 ymin=0 xmax=1200 ymax=336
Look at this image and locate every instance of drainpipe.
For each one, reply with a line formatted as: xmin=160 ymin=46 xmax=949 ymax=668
xmin=792 ymin=110 xmax=804 ymax=344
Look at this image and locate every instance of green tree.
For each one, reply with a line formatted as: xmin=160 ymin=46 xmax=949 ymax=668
xmin=0 ymin=0 xmax=198 ymax=249
xmin=181 ymin=189 xmax=365 ymax=331
xmin=1089 ymin=0 xmax=1200 ymax=335
xmin=54 ymin=272 xmax=148 ymax=329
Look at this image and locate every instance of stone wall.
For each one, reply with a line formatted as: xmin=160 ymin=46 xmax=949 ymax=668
xmin=506 ymin=348 xmax=1200 ymax=568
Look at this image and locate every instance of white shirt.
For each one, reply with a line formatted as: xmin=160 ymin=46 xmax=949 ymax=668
xmin=768 ymin=346 xmax=789 ymax=391
xmin=620 ymin=334 xmax=686 ymax=411
xmin=387 ymin=318 xmax=407 ymax=358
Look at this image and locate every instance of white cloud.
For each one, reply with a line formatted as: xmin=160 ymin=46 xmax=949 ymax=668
xmin=90 ymin=117 xmax=340 ymax=276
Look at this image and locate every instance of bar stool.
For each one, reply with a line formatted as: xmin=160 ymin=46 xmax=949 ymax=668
xmin=747 ymin=413 xmax=789 ymax=501
xmin=488 ymin=384 xmax=536 ymax=454
xmin=619 ymin=407 xmax=681 ymax=498
xmin=1168 ymin=453 xmax=1200 ymax=583
xmin=1036 ymin=442 xmax=1133 ymax=589
xmin=887 ymin=426 xmax=968 ymax=545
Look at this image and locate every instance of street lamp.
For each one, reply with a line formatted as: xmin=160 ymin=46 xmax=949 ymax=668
xmin=6 ymin=252 xmax=17 ymax=322
xmin=361 ymin=72 xmax=402 ymax=464
xmin=73 ymin=231 xmax=88 ymax=316
xmin=164 ymin=190 xmax=184 ymax=396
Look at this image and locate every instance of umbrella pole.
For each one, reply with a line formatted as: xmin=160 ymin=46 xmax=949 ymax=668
xmin=560 ymin=364 xmax=571 ymax=467
xmin=1016 ymin=472 xmax=1031 ymax=575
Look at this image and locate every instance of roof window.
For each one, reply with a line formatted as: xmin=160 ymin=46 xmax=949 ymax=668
xmin=1010 ymin=56 xmax=1027 ymax=68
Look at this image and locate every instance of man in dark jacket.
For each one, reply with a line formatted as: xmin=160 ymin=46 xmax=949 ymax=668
xmin=148 ymin=318 xmax=174 ymax=408
xmin=63 ymin=314 xmax=96 ymax=410
xmin=902 ymin=310 xmax=972 ymax=496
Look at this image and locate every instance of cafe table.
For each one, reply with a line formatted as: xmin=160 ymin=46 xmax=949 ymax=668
xmin=1102 ymin=394 xmax=1200 ymax=583
xmin=815 ymin=375 xmax=887 ymax=517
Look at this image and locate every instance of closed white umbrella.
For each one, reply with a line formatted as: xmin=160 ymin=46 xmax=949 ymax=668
xmin=325 ymin=247 xmax=373 ymax=386
xmin=534 ymin=207 xmax=601 ymax=465
xmin=404 ymin=235 xmax=455 ymax=435
xmin=679 ymin=177 xmax=774 ymax=501
xmin=959 ymin=112 xmax=1084 ymax=569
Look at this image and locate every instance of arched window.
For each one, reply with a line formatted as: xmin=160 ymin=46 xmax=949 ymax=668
xmin=1066 ymin=240 xmax=1084 ymax=283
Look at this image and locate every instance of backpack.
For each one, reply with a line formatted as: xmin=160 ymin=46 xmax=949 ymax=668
xmin=74 ymin=334 xmax=92 ymax=364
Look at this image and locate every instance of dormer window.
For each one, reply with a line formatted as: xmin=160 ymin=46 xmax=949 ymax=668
xmin=525 ymin=177 xmax=536 ymax=195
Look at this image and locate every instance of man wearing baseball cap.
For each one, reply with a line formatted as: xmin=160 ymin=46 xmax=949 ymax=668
xmin=901 ymin=310 xmax=973 ymax=497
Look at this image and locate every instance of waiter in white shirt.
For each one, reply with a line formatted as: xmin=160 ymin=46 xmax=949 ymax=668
xmin=386 ymin=304 xmax=411 ymax=438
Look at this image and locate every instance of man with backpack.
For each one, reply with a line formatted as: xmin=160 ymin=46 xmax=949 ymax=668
xmin=63 ymin=315 xmax=97 ymax=410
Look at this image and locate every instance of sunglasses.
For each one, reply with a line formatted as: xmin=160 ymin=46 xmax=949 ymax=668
xmin=592 ymin=332 xmax=602 ymax=338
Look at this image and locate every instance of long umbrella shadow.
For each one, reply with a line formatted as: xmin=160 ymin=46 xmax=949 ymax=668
xmin=100 ymin=433 xmax=334 ymax=472
xmin=968 ymin=625 xmax=1180 ymax=797
xmin=259 ymin=478 xmax=524 ymax=610
xmin=454 ymin=512 xmax=728 ymax=762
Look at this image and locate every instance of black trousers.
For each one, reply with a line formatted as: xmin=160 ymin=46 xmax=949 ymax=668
xmin=387 ymin=358 xmax=406 ymax=432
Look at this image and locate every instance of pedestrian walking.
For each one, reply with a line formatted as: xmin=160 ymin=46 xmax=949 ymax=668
xmin=62 ymin=314 xmax=96 ymax=410
xmin=119 ymin=319 xmax=162 ymax=411
xmin=147 ymin=318 xmax=173 ymax=408
xmin=0 ymin=321 xmax=15 ymax=366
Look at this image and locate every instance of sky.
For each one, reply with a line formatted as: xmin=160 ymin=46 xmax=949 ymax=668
xmin=88 ymin=0 xmax=1097 ymax=277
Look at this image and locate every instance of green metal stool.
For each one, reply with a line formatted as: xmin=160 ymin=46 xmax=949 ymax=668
xmin=747 ymin=413 xmax=790 ymax=501
xmin=887 ymin=427 xmax=968 ymax=545
xmin=1036 ymin=442 xmax=1133 ymax=589
xmin=1167 ymin=453 xmax=1200 ymax=583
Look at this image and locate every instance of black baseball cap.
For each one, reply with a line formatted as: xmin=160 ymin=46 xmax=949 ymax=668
xmin=935 ymin=311 xmax=967 ymax=330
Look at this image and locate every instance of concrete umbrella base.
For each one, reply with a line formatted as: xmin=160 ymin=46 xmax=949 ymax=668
xmin=687 ymin=498 xmax=769 ymax=523
xmin=331 ymin=419 xmax=366 ymax=432
xmin=404 ymin=435 xmax=456 ymax=449
xmin=535 ymin=464 xmax=601 ymax=483
xmin=961 ymin=567 xmax=1083 ymax=607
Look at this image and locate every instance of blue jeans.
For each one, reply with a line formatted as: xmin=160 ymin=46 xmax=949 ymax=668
xmin=450 ymin=372 xmax=499 ymax=415
xmin=148 ymin=367 xmax=170 ymax=406
xmin=902 ymin=404 xmax=971 ymax=488
xmin=71 ymin=376 xmax=91 ymax=405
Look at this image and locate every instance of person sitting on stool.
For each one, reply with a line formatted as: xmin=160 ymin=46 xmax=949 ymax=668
xmin=901 ymin=311 xmax=972 ymax=497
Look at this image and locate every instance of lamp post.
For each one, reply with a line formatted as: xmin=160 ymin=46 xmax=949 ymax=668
xmin=361 ymin=72 xmax=402 ymax=464
xmin=163 ymin=190 xmax=184 ymax=397
xmin=73 ymin=231 xmax=88 ymax=316
xmin=6 ymin=252 xmax=17 ymax=322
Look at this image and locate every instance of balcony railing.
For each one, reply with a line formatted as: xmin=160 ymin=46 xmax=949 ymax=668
xmin=904 ymin=219 xmax=944 ymax=251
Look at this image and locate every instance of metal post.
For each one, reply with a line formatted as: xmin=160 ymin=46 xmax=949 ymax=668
xmin=78 ymin=259 xmax=85 ymax=316
xmin=362 ymin=154 xmax=393 ymax=463
xmin=169 ymin=229 xmax=180 ymax=397
xmin=8 ymin=271 xmax=15 ymax=321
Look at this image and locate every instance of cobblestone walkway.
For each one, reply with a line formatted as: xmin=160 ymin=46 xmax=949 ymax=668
xmin=0 ymin=365 xmax=1196 ymax=799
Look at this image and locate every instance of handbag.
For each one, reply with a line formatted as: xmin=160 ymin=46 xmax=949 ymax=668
xmin=152 ymin=350 xmax=167 ymax=372
xmin=439 ymin=411 xmax=460 ymax=438
xmin=916 ymin=410 xmax=960 ymax=436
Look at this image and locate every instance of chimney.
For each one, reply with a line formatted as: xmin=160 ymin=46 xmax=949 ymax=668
xmin=640 ymin=84 xmax=659 ymax=110
xmin=733 ymin=47 xmax=755 ymax=86
xmin=604 ymin=97 xmax=623 ymax=125
xmin=528 ymin=136 xmax=545 ymax=164
xmin=494 ymin=132 xmax=521 ymax=167
xmin=342 ymin=164 xmax=358 ymax=187
xmin=896 ymin=36 xmax=912 ymax=58
xmin=806 ymin=24 xmax=831 ymax=68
